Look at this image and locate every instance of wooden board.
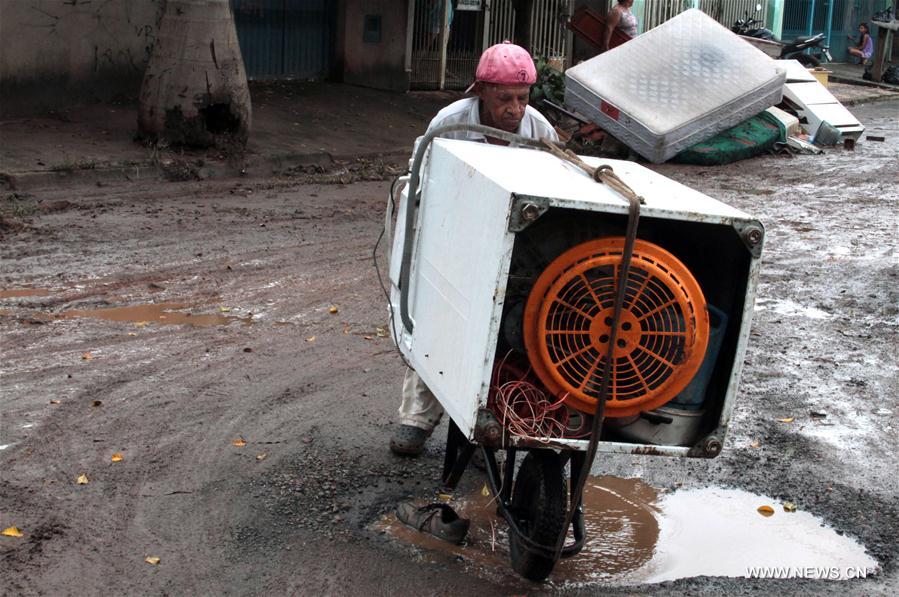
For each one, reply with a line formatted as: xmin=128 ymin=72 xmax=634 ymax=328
xmin=567 ymin=6 xmax=632 ymax=53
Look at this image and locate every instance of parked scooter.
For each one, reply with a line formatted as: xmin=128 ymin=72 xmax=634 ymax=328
xmin=779 ymin=32 xmax=832 ymax=67
xmin=731 ymin=15 xmax=776 ymax=40
xmin=731 ymin=6 xmax=832 ymax=67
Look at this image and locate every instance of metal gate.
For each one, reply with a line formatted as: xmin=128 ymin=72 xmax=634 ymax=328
xmin=641 ymin=0 xmax=770 ymax=31
xmin=410 ymin=0 xmax=573 ymax=90
xmin=232 ymin=0 xmax=334 ymax=80
xmin=782 ymin=0 xmax=858 ymax=61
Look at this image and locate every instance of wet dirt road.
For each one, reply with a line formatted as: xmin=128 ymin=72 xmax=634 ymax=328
xmin=1 ymin=100 xmax=897 ymax=595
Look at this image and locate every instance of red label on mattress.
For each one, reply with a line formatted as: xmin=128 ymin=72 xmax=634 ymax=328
xmin=600 ymin=100 xmax=620 ymax=121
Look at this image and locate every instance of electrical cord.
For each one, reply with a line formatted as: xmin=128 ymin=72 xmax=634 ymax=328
xmin=539 ymin=140 xmax=645 ymax=562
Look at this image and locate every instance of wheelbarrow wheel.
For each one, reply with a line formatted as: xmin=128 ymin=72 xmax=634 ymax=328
xmin=509 ymin=450 xmax=567 ymax=581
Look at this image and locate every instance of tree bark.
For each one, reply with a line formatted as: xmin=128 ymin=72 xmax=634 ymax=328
xmin=138 ymin=0 xmax=251 ymax=148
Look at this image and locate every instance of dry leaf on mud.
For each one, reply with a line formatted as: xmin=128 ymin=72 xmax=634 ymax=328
xmin=256 ymin=452 xmax=267 ymax=461
xmin=134 ymin=321 xmax=149 ymax=328
xmin=757 ymin=505 xmax=775 ymax=517
xmin=219 ymin=307 xmax=232 ymax=313
xmin=776 ymin=417 xmax=795 ymax=423
xmin=2 ymin=526 xmax=24 ymax=537
xmin=375 ymin=326 xmax=388 ymax=338
xmin=363 ymin=335 xmax=373 ymax=341
xmin=145 ymin=556 xmax=161 ymax=565
xmin=127 ymin=332 xmax=138 ymax=337
xmin=305 ymin=336 xmax=316 ymax=343
xmin=111 ymin=453 xmax=124 ymax=463
xmin=749 ymin=440 xmax=761 ymax=449
xmin=232 ymin=437 xmax=247 ymax=447
xmin=329 ymin=306 xmax=339 ymax=314
xmin=50 ymin=399 xmax=61 ymax=405
xmin=76 ymin=474 xmax=90 ymax=485
xmin=783 ymin=502 xmax=797 ymax=513
xmin=343 ymin=325 xmax=350 ymax=335
xmin=81 ymin=352 xmax=93 ymax=360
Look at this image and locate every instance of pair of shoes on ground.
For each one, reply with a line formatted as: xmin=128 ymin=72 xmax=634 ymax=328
xmin=395 ymin=502 xmax=470 ymax=544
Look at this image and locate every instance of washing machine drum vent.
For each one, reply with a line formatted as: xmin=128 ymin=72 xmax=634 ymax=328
xmin=523 ymin=237 xmax=710 ymax=418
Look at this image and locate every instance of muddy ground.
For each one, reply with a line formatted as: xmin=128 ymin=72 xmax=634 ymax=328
xmin=1 ymin=100 xmax=897 ymax=596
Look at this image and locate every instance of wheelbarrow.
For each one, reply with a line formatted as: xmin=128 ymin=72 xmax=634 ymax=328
xmin=384 ymin=123 xmax=764 ymax=580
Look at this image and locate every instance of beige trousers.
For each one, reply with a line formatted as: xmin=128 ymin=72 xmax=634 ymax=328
xmin=398 ymin=368 xmax=444 ymax=431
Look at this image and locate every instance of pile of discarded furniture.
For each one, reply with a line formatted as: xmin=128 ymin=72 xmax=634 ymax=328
xmin=556 ymin=9 xmax=867 ymax=165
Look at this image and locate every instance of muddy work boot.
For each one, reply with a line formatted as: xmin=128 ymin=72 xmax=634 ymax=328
xmin=395 ymin=502 xmax=470 ymax=544
xmin=389 ymin=424 xmax=432 ymax=456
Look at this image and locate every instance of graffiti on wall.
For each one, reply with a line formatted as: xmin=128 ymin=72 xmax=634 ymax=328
xmin=17 ymin=0 xmax=165 ymax=74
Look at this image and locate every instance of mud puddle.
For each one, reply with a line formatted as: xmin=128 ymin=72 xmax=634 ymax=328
xmin=378 ymin=476 xmax=877 ymax=586
xmin=56 ymin=303 xmax=251 ymax=327
xmin=0 ymin=288 xmax=52 ymax=299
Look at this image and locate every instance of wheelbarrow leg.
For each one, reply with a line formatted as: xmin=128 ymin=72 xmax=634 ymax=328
xmin=441 ymin=419 xmax=475 ymax=489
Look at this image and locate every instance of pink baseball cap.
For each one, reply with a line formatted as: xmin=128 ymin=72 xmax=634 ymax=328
xmin=467 ymin=41 xmax=536 ymax=92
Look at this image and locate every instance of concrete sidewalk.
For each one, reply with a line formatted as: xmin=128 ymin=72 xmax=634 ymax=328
xmin=827 ymin=61 xmax=899 ymax=93
xmin=0 ymin=81 xmax=457 ymax=189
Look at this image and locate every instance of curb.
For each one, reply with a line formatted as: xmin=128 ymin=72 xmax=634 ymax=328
xmin=829 ymin=74 xmax=899 ymax=92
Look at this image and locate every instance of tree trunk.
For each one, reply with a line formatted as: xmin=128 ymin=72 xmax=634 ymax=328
xmin=138 ymin=0 xmax=251 ymax=148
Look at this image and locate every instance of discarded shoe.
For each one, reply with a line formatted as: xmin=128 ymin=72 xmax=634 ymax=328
xmin=395 ymin=502 xmax=470 ymax=544
xmin=389 ymin=424 xmax=432 ymax=456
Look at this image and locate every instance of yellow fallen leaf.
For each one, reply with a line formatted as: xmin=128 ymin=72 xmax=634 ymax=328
xmin=50 ymin=399 xmax=61 ymax=405
xmin=111 ymin=453 xmax=124 ymax=462
xmin=256 ymin=452 xmax=267 ymax=461
xmin=232 ymin=437 xmax=247 ymax=447
xmin=127 ymin=332 xmax=138 ymax=337
xmin=134 ymin=321 xmax=149 ymax=328
xmin=481 ymin=483 xmax=490 ymax=497
xmin=2 ymin=526 xmax=24 ymax=537
xmin=437 ymin=493 xmax=453 ymax=502
xmin=76 ymin=473 xmax=89 ymax=485
xmin=81 ymin=352 xmax=93 ymax=360
xmin=145 ymin=556 xmax=161 ymax=565
xmin=305 ymin=336 xmax=316 ymax=343
xmin=328 ymin=306 xmax=339 ymax=314
xmin=777 ymin=417 xmax=795 ymax=423
xmin=219 ymin=307 xmax=232 ymax=313
xmin=783 ymin=502 xmax=797 ymax=513
xmin=757 ymin=505 xmax=775 ymax=517
xmin=375 ymin=326 xmax=388 ymax=338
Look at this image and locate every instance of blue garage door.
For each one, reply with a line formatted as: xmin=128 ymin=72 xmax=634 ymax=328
xmin=232 ymin=0 xmax=334 ymax=80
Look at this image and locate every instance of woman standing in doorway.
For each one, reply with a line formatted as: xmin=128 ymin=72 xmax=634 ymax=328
xmin=602 ymin=0 xmax=639 ymax=52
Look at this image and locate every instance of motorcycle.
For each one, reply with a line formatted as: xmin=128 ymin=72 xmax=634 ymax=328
xmin=732 ymin=15 xmax=832 ymax=67
xmin=731 ymin=15 xmax=776 ymax=40
xmin=731 ymin=3 xmax=832 ymax=67
xmin=779 ymin=32 xmax=832 ymax=67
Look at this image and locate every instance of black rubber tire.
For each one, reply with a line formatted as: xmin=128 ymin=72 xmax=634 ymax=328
xmin=794 ymin=53 xmax=821 ymax=67
xmin=509 ymin=450 xmax=567 ymax=581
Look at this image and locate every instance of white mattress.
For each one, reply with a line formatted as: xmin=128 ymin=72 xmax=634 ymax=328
xmin=565 ymin=9 xmax=786 ymax=163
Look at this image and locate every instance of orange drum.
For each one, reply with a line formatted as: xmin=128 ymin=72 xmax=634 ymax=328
xmin=523 ymin=237 xmax=710 ymax=418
